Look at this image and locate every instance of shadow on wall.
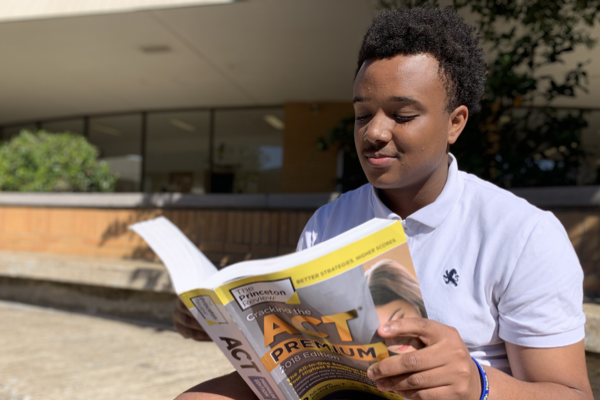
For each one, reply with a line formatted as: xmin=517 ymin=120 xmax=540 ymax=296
xmin=128 ymin=267 xmax=173 ymax=292
xmin=97 ymin=196 xmax=314 ymax=269
xmin=99 ymin=207 xmax=162 ymax=262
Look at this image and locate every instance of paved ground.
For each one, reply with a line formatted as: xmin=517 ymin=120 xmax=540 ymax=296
xmin=2 ymin=299 xmax=600 ymax=400
xmin=0 ymin=300 xmax=234 ymax=400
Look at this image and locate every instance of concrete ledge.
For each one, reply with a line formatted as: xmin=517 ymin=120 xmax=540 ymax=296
xmin=0 ymin=192 xmax=339 ymax=209
xmin=3 ymin=250 xmax=600 ymax=349
xmin=1 ymin=186 xmax=600 ymax=210
xmin=0 ymin=250 xmax=173 ymax=293
xmin=0 ymin=251 xmax=177 ymax=326
xmin=0 ymin=276 xmax=177 ymax=327
xmin=511 ymin=186 xmax=600 ymax=208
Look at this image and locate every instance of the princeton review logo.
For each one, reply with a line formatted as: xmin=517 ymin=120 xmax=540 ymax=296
xmin=230 ymin=278 xmax=300 ymax=311
xmin=191 ymin=296 xmax=228 ymax=325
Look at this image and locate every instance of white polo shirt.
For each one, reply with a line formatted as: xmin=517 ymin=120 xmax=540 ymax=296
xmin=297 ymin=155 xmax=585 ymax=375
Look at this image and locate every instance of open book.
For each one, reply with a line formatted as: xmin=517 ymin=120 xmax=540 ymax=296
xmin=131 ymin=217 xmax=426 ymax=400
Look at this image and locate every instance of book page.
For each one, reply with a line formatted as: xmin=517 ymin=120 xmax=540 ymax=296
xmin=129 ymin=216 xmax=218 ymax=294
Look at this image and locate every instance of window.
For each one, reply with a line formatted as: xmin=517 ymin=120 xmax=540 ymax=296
xmin=144 ymin=111 xmax=210 ymax=193
xmin=88 ymin=114 xmax=142 ymax=192
xmin=2 ymin=124 xmax=37 ymax=141
xmin=212 ymin=108 xmax=284 ymax=193
xmin=2 ymin=106 xmax=286 ymax=193
xmin=42 ymin=119 xmax=85 ymax=135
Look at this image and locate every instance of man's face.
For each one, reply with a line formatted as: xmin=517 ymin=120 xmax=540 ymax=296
xmin=353 ymin=54 xmax=459 ymax=190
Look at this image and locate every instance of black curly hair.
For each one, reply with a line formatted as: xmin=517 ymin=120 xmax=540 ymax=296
xmin=357 ymin=6 xmax=486 ymax=114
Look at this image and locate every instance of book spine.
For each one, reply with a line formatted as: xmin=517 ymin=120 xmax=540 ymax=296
xmin=185 ymin=291 xmax=289 ymax=400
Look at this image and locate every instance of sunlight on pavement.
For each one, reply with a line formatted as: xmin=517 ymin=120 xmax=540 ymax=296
xmin=0 ymin=301 xmax=234 ymax=400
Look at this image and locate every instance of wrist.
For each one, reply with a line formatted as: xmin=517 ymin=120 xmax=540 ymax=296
xmin=471 ymin=357 xmax=489 ymax=400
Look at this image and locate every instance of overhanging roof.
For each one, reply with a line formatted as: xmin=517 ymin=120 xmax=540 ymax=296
xmin=0 ymin=0 xmax=375 ymax=125
xmin=0 ymin=0 xmax=599 ymax=126
xmin=0 ymin=0 xmax=235 ymax=22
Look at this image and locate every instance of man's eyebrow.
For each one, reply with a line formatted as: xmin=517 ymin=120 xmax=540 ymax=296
xmin=352 ymin=96 xmax=422 ymax=105
xmin=389 ymin=96 xmax=421 ymax=105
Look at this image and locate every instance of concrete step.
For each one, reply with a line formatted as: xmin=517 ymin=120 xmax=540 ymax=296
xmin=0 ymin=250 xmax=173 ymax=293
xmin=2 ymin=250 xmax=600 ymax=354
xmin=0 ymin=250 xmax=176 ymax=326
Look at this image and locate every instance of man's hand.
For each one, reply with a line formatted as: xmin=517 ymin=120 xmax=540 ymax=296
xmin=173 ymin=299 xmax=212 ymax=341
xmin=367 ymin=318 xmax=481 ymax=400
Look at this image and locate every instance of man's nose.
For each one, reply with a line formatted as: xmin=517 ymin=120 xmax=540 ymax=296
xmin=364 ymin=113 xmax=393 ymax=144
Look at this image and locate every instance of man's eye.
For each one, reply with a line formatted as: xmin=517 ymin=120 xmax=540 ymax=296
xmin=394 ymin=115 xmax=417 ymax=123
xmin=355 ymin=114 xmax=371 ymax=121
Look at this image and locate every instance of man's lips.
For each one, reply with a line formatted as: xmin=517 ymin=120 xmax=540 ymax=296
xmin=364 ymin=152 xmax=397 ymax=167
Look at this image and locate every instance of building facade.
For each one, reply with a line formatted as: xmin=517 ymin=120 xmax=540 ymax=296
xmin=3 ymin=0 xmax=600 ymax=193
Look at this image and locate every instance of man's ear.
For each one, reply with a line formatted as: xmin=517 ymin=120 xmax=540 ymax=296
xmin=447 ymin=105 xmax=469 ymax=145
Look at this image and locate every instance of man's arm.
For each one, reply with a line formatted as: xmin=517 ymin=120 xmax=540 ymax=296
xmin=484 ymin=340 xmax=592 ymax=400
xmin=367 ymin=318 xmax=593 ymax=400
xmin=175 ymin=372 xmax=258 ymax=400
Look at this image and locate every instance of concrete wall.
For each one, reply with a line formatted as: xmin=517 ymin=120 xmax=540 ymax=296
xmin=0 ymin=193 xmax=333 ymax=267
xmin=1 ymin=188 xmax=600 ymax=296
xmin=0 ymin=206 xmax=314 ymax=266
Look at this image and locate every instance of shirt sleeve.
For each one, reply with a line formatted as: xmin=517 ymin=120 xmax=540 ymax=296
xmin=296 ymin=212 xmax=318 ymax=252
xmin=498 ymin=212 xmax=585 ymax=347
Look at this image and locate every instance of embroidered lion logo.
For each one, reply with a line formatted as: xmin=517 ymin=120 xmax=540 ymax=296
xmin=443 ymin=269 xmax=459 ymax=287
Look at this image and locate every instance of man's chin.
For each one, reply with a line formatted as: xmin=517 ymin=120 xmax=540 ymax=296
xmin=365 ymin=166 xmax=433 ymax=192
xmin=366 ymin=175 xmax=406 ymax=190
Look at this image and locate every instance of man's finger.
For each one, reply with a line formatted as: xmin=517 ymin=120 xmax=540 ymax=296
xmin=378 ymin=318 xmax=446 ymax=346
xmin=174 ymin=321 xmax=211 ymax=341
xmin=375 ymin=365 xmax=459 ymax=393
xmin=176 ymin=299 xmax=194 ymax=316
xmin=390 ymin=384 xmax=453 ymax=400
xmin=367 ymin=345 xmax=448 ymax=380
xmin=174 ymin=321 xmax=194 ymax=339
xmin=173 ymin=307 xmax=201 ymax=330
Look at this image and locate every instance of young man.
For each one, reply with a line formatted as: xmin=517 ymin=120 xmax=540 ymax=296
xmin=175 ymin=6 xmax=592 ymax=400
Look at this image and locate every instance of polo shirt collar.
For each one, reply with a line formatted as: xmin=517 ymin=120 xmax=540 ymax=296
xmin=369 ymin=154 xmax=464 ymax=229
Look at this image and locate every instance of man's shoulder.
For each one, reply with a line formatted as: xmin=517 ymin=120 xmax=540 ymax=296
xmin=454 ymin=170 xmax=574 ymax=261
xmin=459 ymin=171 xmax=547 ymax=221
xmin=314 ymin=183 xmax=373 ymax=219
xmin=301 ymin=184 xmax=374 ymax=247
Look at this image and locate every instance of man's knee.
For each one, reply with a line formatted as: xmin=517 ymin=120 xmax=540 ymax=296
xmin=174 ymin=372 xmax=259 ymax=400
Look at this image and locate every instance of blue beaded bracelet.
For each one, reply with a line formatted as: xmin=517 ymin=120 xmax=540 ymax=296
xmin=471 ymin=357 xmax=489 ymax=400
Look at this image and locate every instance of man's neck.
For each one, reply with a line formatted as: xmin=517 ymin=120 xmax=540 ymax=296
xmin=377 ymin=154 xmax=450 ymax=220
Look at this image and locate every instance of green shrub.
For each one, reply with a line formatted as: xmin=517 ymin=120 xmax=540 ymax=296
xmin=0 ymin=130 xmax=118 ymax=192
